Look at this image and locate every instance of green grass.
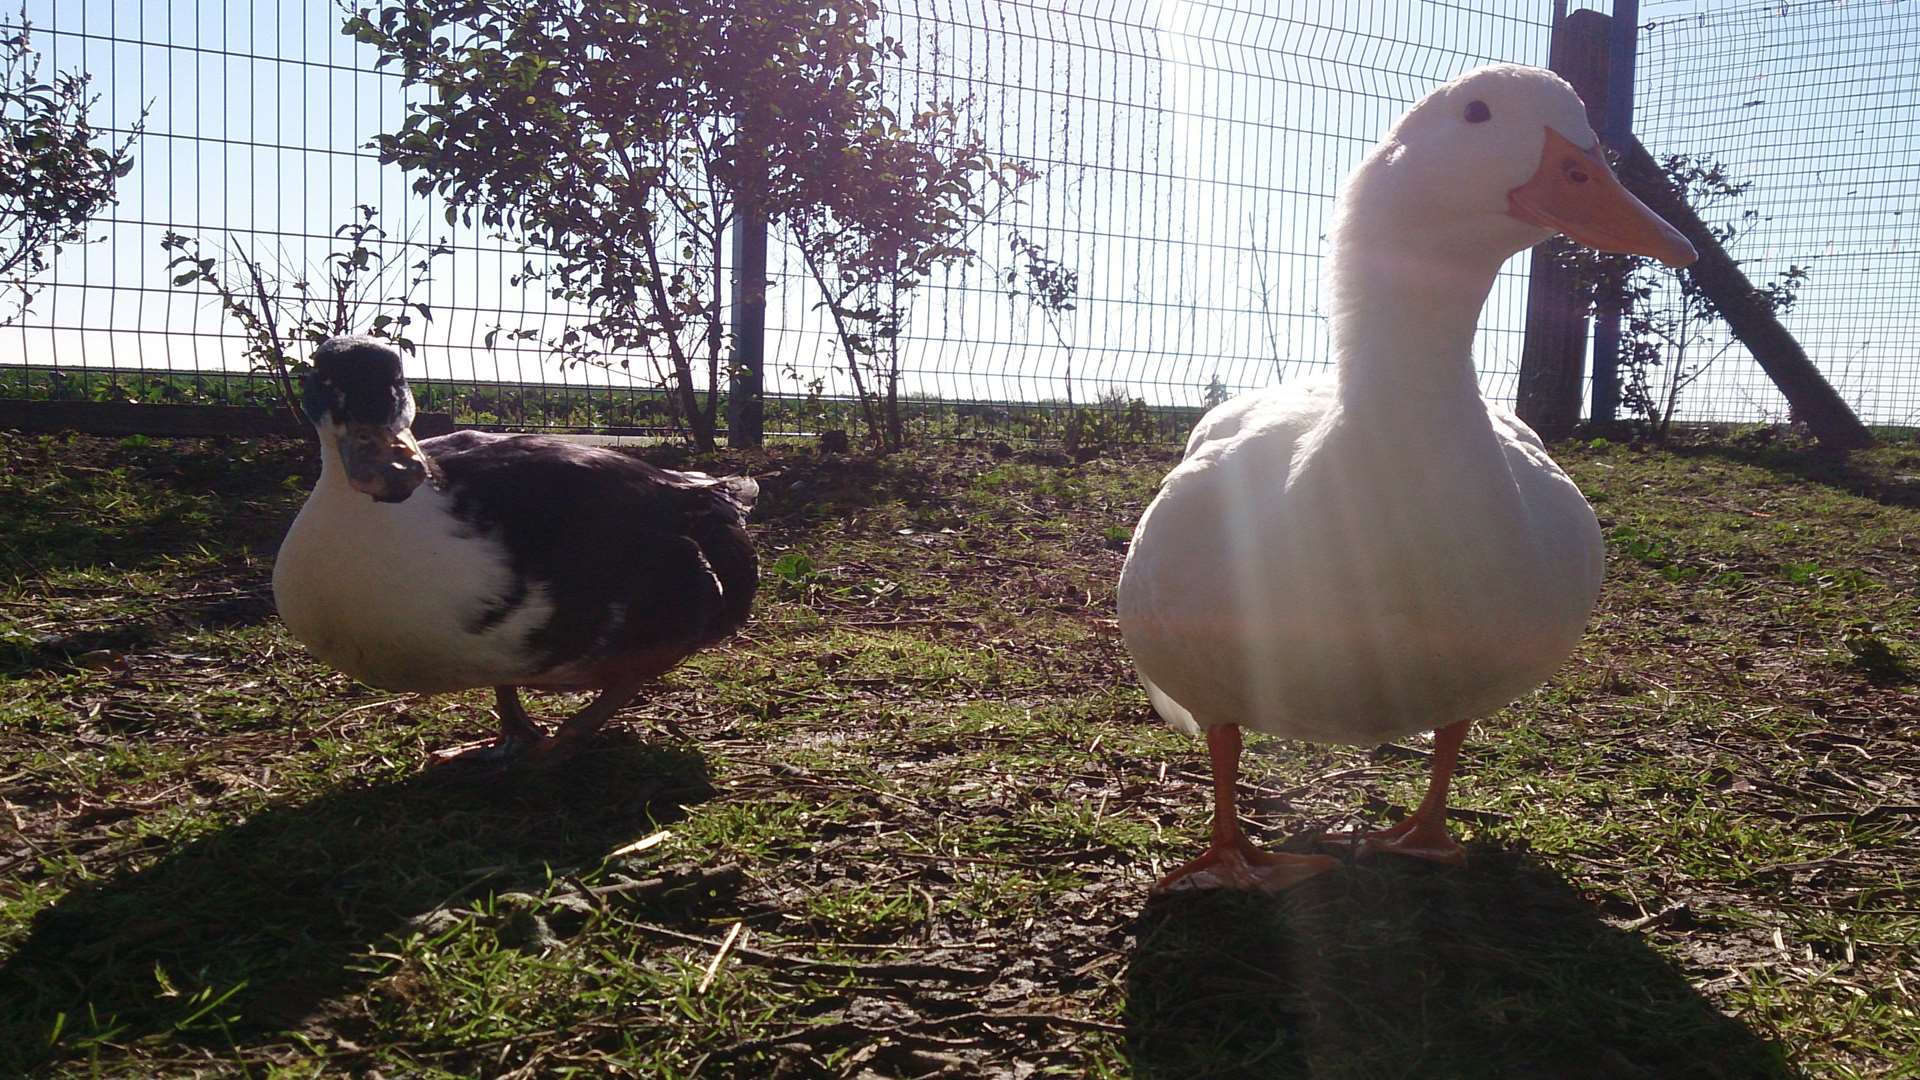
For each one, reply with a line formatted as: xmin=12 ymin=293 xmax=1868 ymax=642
xmin=0 ymin=427 xmax=1916 ymax=1077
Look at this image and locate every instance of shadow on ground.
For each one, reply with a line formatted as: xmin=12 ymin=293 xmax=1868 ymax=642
xmin=1673 ymin=437 xmax=1920 ymax=509
xmin=0 ymin=737 xmax=714 ymax=1073
xmin=0 ymin=434 xmax=308 ymax=675
xmin=0 ymin=435 xmax=311 ymax=579
xmin=0 ymin=581 xmax=279 ymax=677
xmin=1123 ymin=844 xmax=1797 ymax=1080
xmin=737 ymin=449 xmax=958 ymax=536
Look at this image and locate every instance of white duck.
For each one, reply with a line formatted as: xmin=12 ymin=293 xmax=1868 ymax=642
xmin=1117 ymin=64 xmax=1696 ymax=893
xmin=273 ymin=336 xmax=758 ymax=767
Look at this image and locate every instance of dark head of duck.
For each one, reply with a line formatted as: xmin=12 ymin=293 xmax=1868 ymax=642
xmin=302 ymin=335 xmax=436 ymax=503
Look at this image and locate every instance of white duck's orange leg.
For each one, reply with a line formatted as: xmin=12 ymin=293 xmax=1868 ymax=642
xmin=1154 ymin=724 xmax=1339 ymax=895
xmin=1325 ymin=719 xmax=1471 ymax=865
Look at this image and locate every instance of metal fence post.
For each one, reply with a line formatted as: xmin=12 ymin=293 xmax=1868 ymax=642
xmin=1589 ymin=0 xmax=1641 ymax=426
xmin=727 ymin=192 xmax=767 ymax=448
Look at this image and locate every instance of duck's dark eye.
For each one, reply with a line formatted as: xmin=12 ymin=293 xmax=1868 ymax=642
xmin=1465 ymin=100 xmax=1492 ymax=123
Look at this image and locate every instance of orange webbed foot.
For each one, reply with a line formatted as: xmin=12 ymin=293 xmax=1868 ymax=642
xmin=1319 ymin=811 xmax=1467 ymax=865
xmin=1154 ymin=723 xmax=1341 ymax=896
xmin=1154 ymin=837 xmax=1338 ymax=895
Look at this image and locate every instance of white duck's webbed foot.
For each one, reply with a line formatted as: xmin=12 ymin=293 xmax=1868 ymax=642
xmin=1319 ymin=719 xmax=1473 ymax=866
xmin=1154 ymin=723 xmax=1339 ymax=896
xmin=1154 ymin=835 xmax=1338 ymax=895
xmin=1319 ymin=810 xmax=1467 ymax=865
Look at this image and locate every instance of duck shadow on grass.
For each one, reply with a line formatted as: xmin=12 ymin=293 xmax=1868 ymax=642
xmin=0 ymin=582 xmax=279 ymax=677
xmin=0 ymin=435 xmax=310 ymax=582
xmin=0 ymin=737 xmax=714 ymax=1073
xmin=1671 ymin=439 xmax=1920 ymax=509
xmin=1123 ymin=844 xmax=1799 ymax=1080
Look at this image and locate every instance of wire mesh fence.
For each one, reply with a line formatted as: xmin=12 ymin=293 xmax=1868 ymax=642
xmin=1 ymin=1 xmax=1912 ymax=439
xmin=0 ymin=0 xmax=1556 ymax=439
xmin=1634 ymin=0 xmax=1920 ymax=429
xmin=0 ymin=1 xmax=655 ymax=432
xmin=770 ymin=0 xmax=1567 ymax=439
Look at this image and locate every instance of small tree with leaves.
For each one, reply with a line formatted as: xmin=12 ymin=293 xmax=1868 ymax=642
xmin=791 ymin=98 xmax=1047 ymax=450
xmin=1006 ymin=229 xmax=1080 ymax=395
xmin=348 ymin=0 xmax=1038 ymax=452
xmin=1569 ymin=152 xmax=1807 ymax=442
xmin=999 ymin=228 xmax=1089 ymax=448
xmin=162 ymin=206 xmax=450 ymax=430
xmin=1 ymin=12 xmax=143 ymax=326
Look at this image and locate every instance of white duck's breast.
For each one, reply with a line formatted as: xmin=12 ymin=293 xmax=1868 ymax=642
xmin=1118 ymin=391 xmax=1601 ymax=745
xmin=272 ymin=477 xmax=555 ymax=692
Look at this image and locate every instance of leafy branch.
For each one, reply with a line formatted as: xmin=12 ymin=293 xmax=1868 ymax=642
xmin=0 ymin=11 xmax=145 ymax=326
xmin=1565 ymin=152 xmax=1807 ymax=442
xmin=161 ymin=205 xmax=450 ymax=429
xmin=792 ymin=97 xmax=1049 ymax=450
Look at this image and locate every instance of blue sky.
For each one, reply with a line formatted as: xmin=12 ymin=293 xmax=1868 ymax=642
xmin=5 ymin=0 xmax=1915 ymax=425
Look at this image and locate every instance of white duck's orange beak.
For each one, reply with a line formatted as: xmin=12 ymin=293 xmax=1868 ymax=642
xmin=1508 ymin=127 xmax=1697 ymax=267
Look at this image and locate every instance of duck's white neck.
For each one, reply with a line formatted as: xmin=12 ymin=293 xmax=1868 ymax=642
xmin=1326 ymin=227 xmax=1508 ymax=416
xmin=312 ymin=427 xmax=350 ymax=491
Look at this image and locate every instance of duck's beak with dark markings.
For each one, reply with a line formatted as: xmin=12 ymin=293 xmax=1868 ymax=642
xmin=1508 ymin=126 xmax=1697 ymax=268
xmin=339 ymin=422 xmax=430 ymax=503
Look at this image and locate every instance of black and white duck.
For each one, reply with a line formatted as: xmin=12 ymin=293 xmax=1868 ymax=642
xmin=272 ymin=335 xmax=759 ymax=767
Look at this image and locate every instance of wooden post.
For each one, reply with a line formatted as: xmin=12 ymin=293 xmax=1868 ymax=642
xmin=1612 ymin=136 xmax=1874 ymax=451
xmin=727 ymin=192 xmax=767 ymax=448
xmin=1516 ymin=8 xmax=1610 ymax=440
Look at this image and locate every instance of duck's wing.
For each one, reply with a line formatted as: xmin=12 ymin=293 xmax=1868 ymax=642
xmin=425 ymin=433 xmax=758 ymax=676
xmin=1180 ymin=379 xmax=1336 ymax=460
xmin=1119 ymin=380 xmax=1337 ymax=735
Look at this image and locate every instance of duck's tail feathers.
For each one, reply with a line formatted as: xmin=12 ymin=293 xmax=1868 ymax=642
xmin=1136 ymin=664 xmax=1202 ymax=736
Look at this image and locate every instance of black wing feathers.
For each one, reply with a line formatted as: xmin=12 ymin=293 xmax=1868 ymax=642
xmin=425 ymin=432 xmax=757 ymax=671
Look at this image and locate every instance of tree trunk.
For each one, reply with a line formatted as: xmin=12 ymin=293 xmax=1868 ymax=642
xmin=638 ymin=233 xmax=716 ymax=452
xmin=704 ymin=242 xmax=723 ymax=447
xmin=1614 ymin=135 xmax=1873 ymax=452
xmin=728 ymin=194 xmax=767 ymax=448
xmin=677 ymin=353 xmax=715 ymax=451
xmin=884 ymin=359 xmax=903 ymax=450
xmin=1515 ymin=236 xmax=1591 ymax=441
